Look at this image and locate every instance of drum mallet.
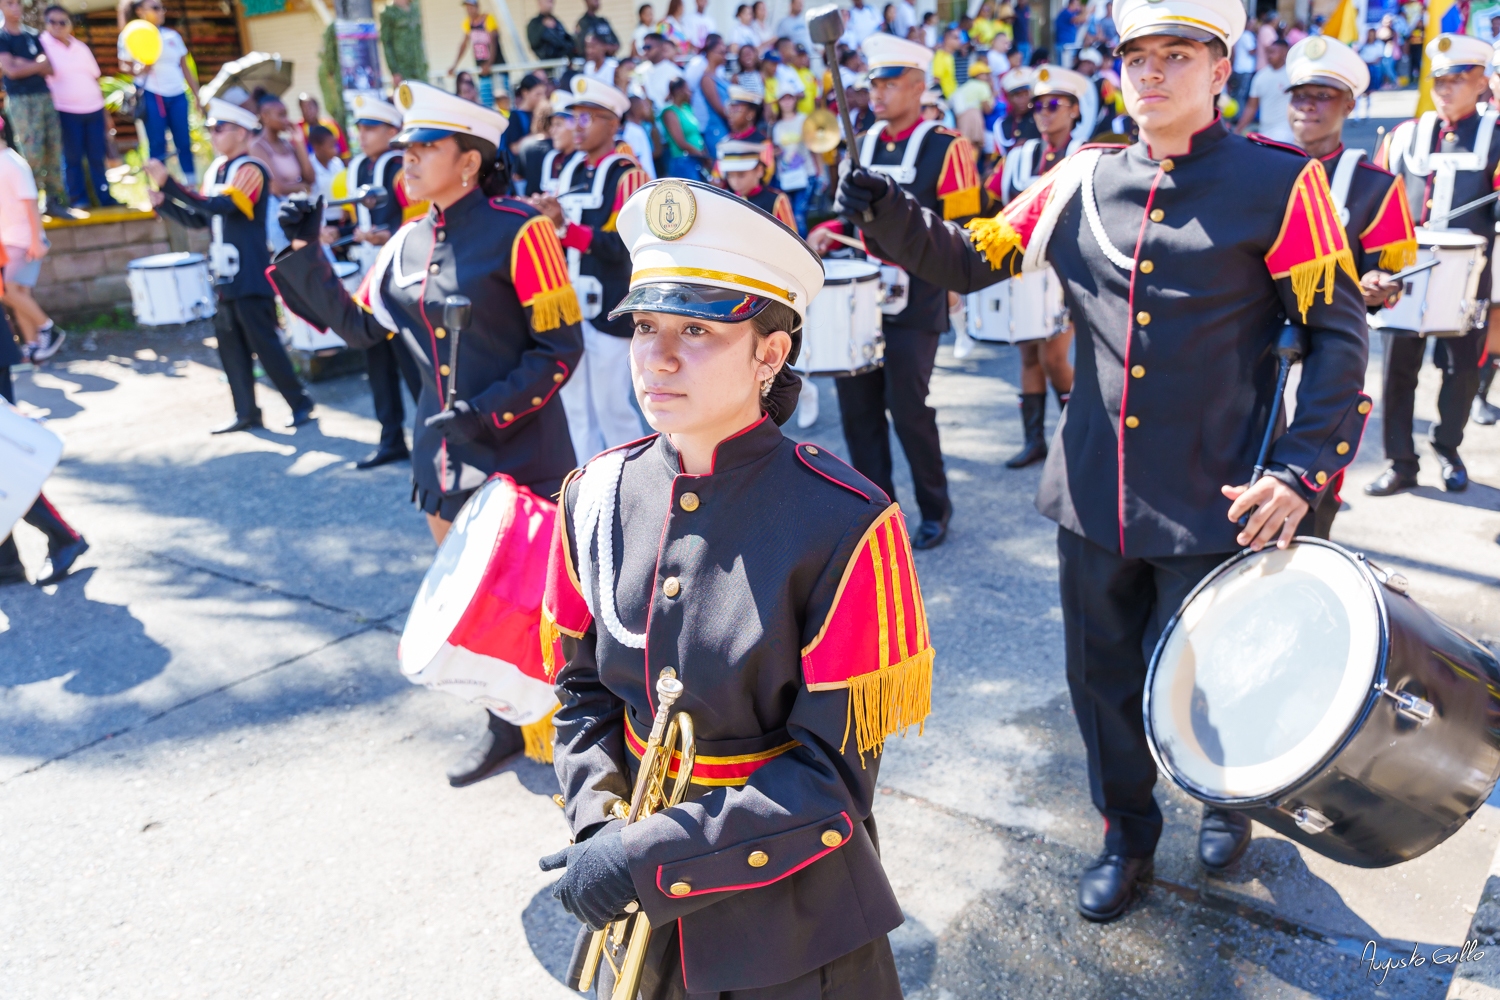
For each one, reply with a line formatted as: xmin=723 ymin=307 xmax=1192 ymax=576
xmin=442 ymin=295 xmax=472 ymax=412
xmin=806 ymin=4 xmax=872 ymax=224
xmin=1238 ymin=324 xmax=1310 ymax=528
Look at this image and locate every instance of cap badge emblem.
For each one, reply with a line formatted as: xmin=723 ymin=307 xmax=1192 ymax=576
xmin=1038 ymin=67 xmax=1050 ymax=81
xmin=645 ymin=180 xmax=697 ymax=240
xmin=1304 ymin=36 xmax=1326 ymax=59
xmin=1438 ymin=36 xmax=1453 ymax=52
xmin=573 ymin=76 xmax=589 ymax=95
xmin=397 ymin=83 xmax=413 ymax=109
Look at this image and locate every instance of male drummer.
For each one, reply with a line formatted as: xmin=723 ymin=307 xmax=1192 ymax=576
xmin=807 ymin=33 xmax=982 ymax=550
xmin=528 ymin=77 xmax=649 ymax=464
xmin=1284 ymin=35 xmax=1418 ymax=537
xmin=835 ymin=0 xmax=1370 ymax=920
xmin=1370 ymin=33 xmax=1499 ymax=495
xmin=333 ymin=95 xmax=426 ymax=470
xmin=718 ymin=139 xmax=797 ymax=227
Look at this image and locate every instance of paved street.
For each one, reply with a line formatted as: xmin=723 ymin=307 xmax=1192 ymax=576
xmin=2 ymin=301 xmax=1497 ymax=999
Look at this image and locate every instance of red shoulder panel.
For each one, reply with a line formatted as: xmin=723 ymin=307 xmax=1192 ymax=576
xmin=541 ymin=467 xmax=595 ymax=678
xmin=1359 ymin=174 xmax=1418 ymax=271
xmin=1264 ymin=160 xmax=1359 ymax=320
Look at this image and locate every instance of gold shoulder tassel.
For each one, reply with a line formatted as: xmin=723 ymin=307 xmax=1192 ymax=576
xmin=964 ymin=215 xmax=1023 ymax=271
xmin=540 ymin=606 xmax=561 ymax=680
xmin=1377 ymin=239 xmax=1418 ymax=273
xmin=1288 ymin=248 xmax=1359 ymax=321
xmin=529 ymin=286 xmax=584 ymax=332
xmin=521 ymin=705 xmax=558 ymax=763
xmin=942 ymin=185 xmax=981 ymax=221
xmin=841 ymin=646 xmax=934 ymax=764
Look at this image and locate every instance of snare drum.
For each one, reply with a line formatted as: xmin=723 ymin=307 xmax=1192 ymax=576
xmin=0 ymin=400 xmax=63 ymax=539
xmin=801 ymin=259 xmax=885 ymax=376
xmin=1371 ymin=228 xmax=1488 ymax=338
xmin=127 ymin=252 xmax=216 ymax=326
xmin=970 ymin=268 xmax=1068 ymax=344
xmin=284 ymin=261 xmax=361 ymax=351
xmin=1145 ymin=539 xmax=1500 ymax=868
xmin=399 ymin=475 xmax=560 ymax=728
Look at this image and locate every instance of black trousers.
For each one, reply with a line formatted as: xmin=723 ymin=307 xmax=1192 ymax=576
xmin=1381 ymin=328 xmax=1485 ymax=474
xmin=366 ymin=336 xmax=422 ymax=450
xmin=214 ymin=296 xmax=310 ymax=420
xmin=1057 ymin=526 xmax=1231 ymax=858
xmin=834 ymin=323 xmax=950 ymax=523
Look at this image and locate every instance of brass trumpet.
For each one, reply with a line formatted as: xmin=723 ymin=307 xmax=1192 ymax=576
xmin=573 ymin=669 xmax=697 ymax=999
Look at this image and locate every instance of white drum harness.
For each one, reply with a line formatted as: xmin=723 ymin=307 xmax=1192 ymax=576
xmin=556 ymin=153 xmax=626 ymax=322
xmin=203 ymin=154 xmax=266 ymax=283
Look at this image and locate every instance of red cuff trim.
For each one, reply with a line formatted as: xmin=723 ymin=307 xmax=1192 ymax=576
xmin=653 ymin=812 xmax=852 ymax=898
xmin=561 ymin=223 xmax=593 ymax=251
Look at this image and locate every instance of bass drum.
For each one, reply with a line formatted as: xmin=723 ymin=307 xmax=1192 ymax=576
xmin=970 ymin=268 xmax=1067 ymax=344
xmin=800 ymin=259 xmax=884 ymax=376
xmin=1145 ymin=539 xmax=1500 ymax=868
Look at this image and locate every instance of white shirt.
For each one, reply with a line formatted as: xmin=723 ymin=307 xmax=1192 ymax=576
xmin=1249 ymin=65 xmax=1294 ymax=142
xmin=120 ymin=25 xmax=187 ymax=96
xmin=680 ymin=8 xmax=716 ymax=49
xmin=646 ymin=58 xmax=685 ymax=109
xmin=730 ymin=21 xmax=760 ymax=49
xmin=584 ymin=56 xmax=620 ymax=86
xmin=1233 ymin=31 xmax=1257 ymax=74
xmin=841 ymin=4 xmax=882 ymax=48
xmin=631 ymin=23 xmax=656 ymax=56
xmin=894 ymin=0 xmax=918 ymax=39
xmin=621 ymin=120 xmax=658 ymax=178
xmin=310 ymin=154 xmax=344 ymax=222
xmin=0 ymin=147 xmax=39 ymax=248
xmin=774 ymin=13 xmax=811 ymax=50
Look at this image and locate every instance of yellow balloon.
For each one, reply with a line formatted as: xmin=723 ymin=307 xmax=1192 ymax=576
xmin=122 ymin=19 xmax=162 ymax=66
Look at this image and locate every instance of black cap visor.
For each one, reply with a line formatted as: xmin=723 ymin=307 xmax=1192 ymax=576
xmin=392 ymin=125 xmax=462 ymax=148
xmin=868 ymin=64 xmax=920 ymax=80
xmin=1432 ymin=62 xmax=1486 ymax=77
xmin=609 ymin=282 xmax=774 ymax=323
xmin=1285 ymin=74 xmax=1354 ymax=93
xmin=1115 ymin=24 xmax=1218 ymax=55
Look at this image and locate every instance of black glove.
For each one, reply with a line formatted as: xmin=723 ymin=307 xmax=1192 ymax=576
xmin=539 ymin=822 xmax=637 ymax=931
xmin=423 ymin=399 xmax=486 ymax=445
xmin=278 ymin=196 xmax=325 ymax=244
xmin=833 ymin=168 xmax=891 ymax=221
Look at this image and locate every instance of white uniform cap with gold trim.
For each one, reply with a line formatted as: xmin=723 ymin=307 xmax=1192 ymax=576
xmin=1000 ymin=67 xmax=1036 ymax=93
xmin=728 ymin=84 xmax=764 ymax=105
xmin=1284 ymin=35 xmax=1369 ymax=97
xmin=611 ymin=179 xmax=824 ymax=324
xmin=550 ymin=89 xmax=576 ymax=116
xmin=716 ymin=139 xmax=764 ymax=173
xmin=352 ymin=95 xmax=402 ymax=128
xmin=862 ymin=33 xmax=934 ymax=79
xmin=920 ymin=88 xmax=945 ymax=108
xmin=1032 ymin=65 xmax=1092 ymax=103
xmin=1110 ymin=0 xmax=1246 ymax=50
xmin=569 ymin=75 xmax=630 ymax=117
xmin=392 ymin=80 xmax=508 ymax=149
xmin=1075 ymin=47 xmax=1105 ymax=66
xmin=205 ymin=98 xmax=261 ymax=132
xmin=1426 ymin=33 xmax=1492 ymax=77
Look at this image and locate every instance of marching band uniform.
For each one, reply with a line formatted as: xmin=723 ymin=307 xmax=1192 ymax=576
xmin=837 ymin=0 xmax=1369 ymax=921
xmin=992 ymin=68 xmax=1040 ymax=155
xmin=1285 ymin=36 xmax=1419 ymax=538
xmin=543 ymin=180 xmax=929 ymax=999
xmin=335 ymin=96 xmax=426 ymax=469
xmin=717 ymin=139 xmax=798 ymax=228
xmin=268 ymin=83 xmax=584 ymax=783
xmin=1371 ymin=33 xmax=1498 ymax=495
xmin=553 ymin=78 xmax=651 ymax=464
xmin=816 ymin=34 xmax=982 ymax=550
xmin=155 ymin=99 xmax=314 ymax=434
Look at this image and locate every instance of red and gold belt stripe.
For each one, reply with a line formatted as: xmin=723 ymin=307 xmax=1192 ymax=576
xmin=623 ymin=715 xmax=799 ymax=787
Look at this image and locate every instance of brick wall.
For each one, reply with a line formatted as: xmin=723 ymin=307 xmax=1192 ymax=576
xmin=35 ymin=211 xmax=210 ymax=323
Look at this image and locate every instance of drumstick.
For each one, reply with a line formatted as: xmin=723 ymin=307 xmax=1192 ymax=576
xmin=1383 ymin=257 xmax=1440 ymax=284
xmin=821 ymin=230 xmax=868 ymax=252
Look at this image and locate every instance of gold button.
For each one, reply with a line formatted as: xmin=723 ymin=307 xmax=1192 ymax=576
xmin=885 ymin=142 xmax=896 ymax=151
xmin=429 ymin=263 xmax=440 ymax=274
xmin=1125 ymin=415 xmax=1140 ymax=429
xmin=747 ymin=850 xmax=769 ymax=868
xmin=670 ymin=882 xmax=692 ymax=896
xmin=437 ymin=231 xmax=447 ymax=241
xmin=679 ymin=492 xmax=700 ymax=512
xmin=1316 ymin=470 xmax=1329 ymax=485
xmin=820 ymin=830 xmax=844 ymax=848
xmin=806 ymin=446 xmax=819 ymax=456
xmin=386 ymin=331 xmax=395 ymax=340
xmin=1139 ymin=260 xmax=1154 ymax=274
xmin=439 ymin=364 xmax=450 ymax=376
xmin=553 ymin=372 xmax=565 ymax=383
xmin=1131 ymin=365 xmax=1145 ymax=378
xmin=435 ymin=327 xmax=446 ymax=339
xmin=1149 ymin=208 xmax=1165 ymax=222
xmin=1160 ymin=158 xmax=1174 ymax=172
xmin=1336 ymin=441 xmax=1350 ymax=455
xmin=663 ymin=576 xmax=681 ymax=598
xmin=1358 ymin=400 xmax=1372 ymax=415
xmin=1136 ymin=311 xmax=1151 ymax=325
xmin=1425 ymin=200 xmax=1433 ymax=209
xmin=532 ymin=396 xmax=543 ymax=406
xmin=502 ymin=411 xmax=514 ymax=422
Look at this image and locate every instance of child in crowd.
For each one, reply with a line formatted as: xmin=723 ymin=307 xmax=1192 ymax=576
xmin=0 ymin=132 xmax=64 ymax=362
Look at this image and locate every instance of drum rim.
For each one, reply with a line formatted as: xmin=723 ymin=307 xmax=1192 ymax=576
xmin=819 ymin=259 xmax=883 ymax=284
xmin=1413 ymin=228 xmax=1488 ymax=248
xmin=1142 ymin=537 xmax=1392 ymax=809
xmin=128 ymin=251 xmax=207 ymax=268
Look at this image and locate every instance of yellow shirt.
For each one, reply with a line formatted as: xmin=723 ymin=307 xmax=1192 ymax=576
xmin=970 ymin=17 xmax=1000 ymax=46
xmin=796 ymin=67 xmax=817 ymax=116
xmin=931 ymin=49 xmax=958 ymax=98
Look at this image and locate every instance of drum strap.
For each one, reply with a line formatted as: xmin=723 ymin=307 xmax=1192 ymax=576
xmin=861 ymin=119 xmax=940 ymax=187
xmin=543 ymin=150 xmax=583 ymax=196
xmin=1329 ymin=148 xmax=1365 ymax=227
xmin=573 ymin=449 xmax=647 ymax=650
xmin=557 ymin=154 xmax=625 ymax=280
xmin=346 ymin=150 xmax=402 ymax=232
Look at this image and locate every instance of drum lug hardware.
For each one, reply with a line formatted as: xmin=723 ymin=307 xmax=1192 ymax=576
xmin=1288 ymin=806 xmax=1334 ymax=835
xmin=1377 ymin=682 xmax=1434 ymax=724
xmin=1356 ymin=553 xmax=1408 ymax=594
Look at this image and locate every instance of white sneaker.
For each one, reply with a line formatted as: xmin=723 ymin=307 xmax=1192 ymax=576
xmin=31 ymin=327 xmax=65 ymax=361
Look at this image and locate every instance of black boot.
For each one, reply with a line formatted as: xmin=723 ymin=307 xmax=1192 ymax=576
xmin=447 ymin=711 xmax=525 ymax=787
xmin=0 ymin=535 xmax=27 ymax=586
xmin=25 ymin=495 xmax=88 ymax=585
xmin=1005 ymin=393 xmax=1048 ymax=468
xmin=1474 ymin=361 xmax=1500 ymax=426
xmin=1053 ymin=386 xmax=1071 ymax=412
xmin=1198 ymin=807 xmax=1253 ymax=871
xmin=1077 ymin=853 xmax=1154 ymax=923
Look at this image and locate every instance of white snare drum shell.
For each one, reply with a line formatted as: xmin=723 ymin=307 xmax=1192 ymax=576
xmin=802 ymin=259 xmax=884 ymax=376
xmin=973 ymin=268 xmax=1067 ymax=343
xmin=127 ymin=252 xmax=217 ymax=326
xmin=1371 ymin=229 xmax=1487 ymax=337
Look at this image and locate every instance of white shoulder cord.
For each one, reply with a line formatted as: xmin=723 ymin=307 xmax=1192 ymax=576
xmin=1079 ymin=149 xmax=1135 ymax=272
xmin=573 ymin=450 xmax=648 ymax=649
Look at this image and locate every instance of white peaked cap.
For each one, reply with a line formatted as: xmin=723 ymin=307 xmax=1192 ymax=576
xmin=1285 ymin=35 xmax=1370 ymax=97
xmin=1033 ymin=64 xmax=1092 ymax=103
xmin=863 ymin=33 xmax=934 ymax=78
xmin=570 ymin=75 xmax=631 ymax=117
xmin=393 ymin=80 xmax=509 ymax=148
xmin=352 ymin=95 xmax=402 ymax=127
xmin=716 ymin=139 xmax=764 ymax=173
xmin=205 ymin=98 xmax=261 ymax=131
xmin=1111 ymin=0 xmax=1246 ymax=49
xmin=1426 ymin=33 xmax=1493 ymax=77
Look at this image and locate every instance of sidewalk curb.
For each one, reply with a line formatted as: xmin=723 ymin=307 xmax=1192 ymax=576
xmin=1448 ymin=829 xmax=1500 ymax=998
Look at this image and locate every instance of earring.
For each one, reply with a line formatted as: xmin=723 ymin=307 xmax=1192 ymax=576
xmin=760 ymin=374 xmax=775 ymax=399
xmin=462 ymin=174 xmax=471 ymax=188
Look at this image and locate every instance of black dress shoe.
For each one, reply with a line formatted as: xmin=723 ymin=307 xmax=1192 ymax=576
xmin=911 ymin=518 xmax=948 ymax=550
xmin=1198 ymin=807 xmax=1253 ymax=871
xmin=1431 ymin=442 xmax=1468 ymax=492
xmin=37 ymin=537 xmax=89 ymax=586
xmin=1078 ymin=853 xmax=1154 ymax=923
xmin=1363 ymin=467 xmax=1418 ymax=497
xmin=285 ymin=404 xmax=316 ymax=428
xmin=447 ymin=711 xmax=526 ymax=787
xmin=356 ymin=444 xmax=410 ymax=469
xmin=1475 ymin=396 xmax=1500 ymax=426
xmin=211 ymin=412 xmax=263 ymax=435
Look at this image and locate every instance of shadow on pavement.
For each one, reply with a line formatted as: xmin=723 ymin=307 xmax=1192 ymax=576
xmin=524 ymin=882 xmax=583 ymax=985
xmin=1407 ymin=483 xmax=1500 ymax=512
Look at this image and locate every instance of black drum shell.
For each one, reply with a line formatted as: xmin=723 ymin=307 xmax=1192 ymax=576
xmin=1145 ymin=540 xmax=1500 ymax=868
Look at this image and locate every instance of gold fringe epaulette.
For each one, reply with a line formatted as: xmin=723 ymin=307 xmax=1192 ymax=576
xmin=965 ymin=215 xmax=1023 ymax=271
xmin=842 ymin=646 xmax=933 ymax=762
xmin=529 ymin=286 xmax=583 ymax=332
xmin=540 ymin=606 xmax=560 ymax=680
xmin=1377 ymin=239 xmax=1418 ymax=273
xmin=941 ymin=185 xmax=981 ymax=221
xmin=522 ymin=705 xmax=558 ymax=763
xmin=1288 ymin=248 xmax=1359 ymax=322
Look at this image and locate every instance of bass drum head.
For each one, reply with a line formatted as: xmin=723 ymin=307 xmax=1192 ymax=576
xmin=821 ymin=258 xmax=881 ymax=284
xmin=1147 ymin=542 xmax=1382 ymax=804
xmin=399 ymin=477 xmax=510 ymax=678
